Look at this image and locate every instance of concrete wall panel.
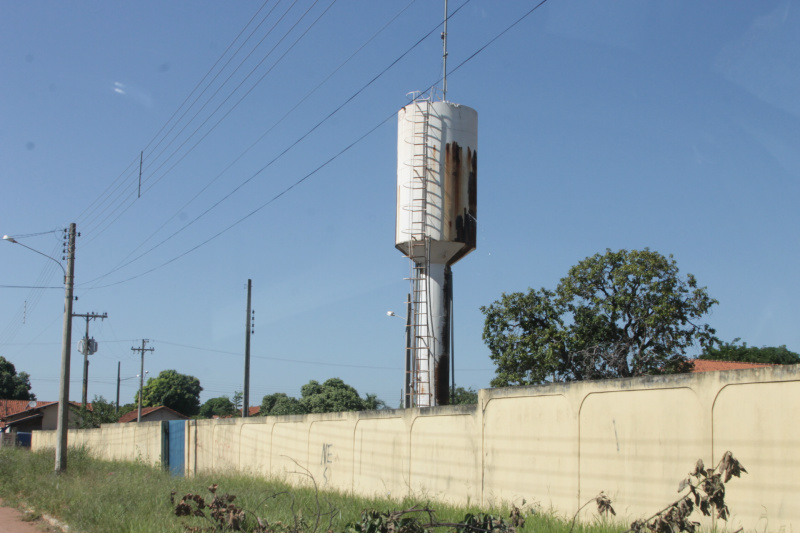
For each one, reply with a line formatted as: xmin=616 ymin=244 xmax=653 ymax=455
xmin=579 ymin=388 xmax=705 ymax=518
xmin=212 ymin=421 xmax=240 ymax=472
xmin=712 ymin=380 xmax=800 ymax=532
xmin=308 ymin=419 xmax=355 ymax=492
xmin=190 ymin=420 xmax=217 ymax=474
xmin=409 ymin=413 xmax=480 ymax=503
xmin=271 ymin=421 xmax=310 ymax=482
xmin=353 ymin=417 xmax=408 ymax=498
xmin=239 ymin=420 xmax=272 ymax=476
xmin=483 ymin=394 xmax=576 ymax=509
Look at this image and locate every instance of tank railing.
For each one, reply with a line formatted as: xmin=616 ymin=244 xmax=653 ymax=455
xmin=405 ymin=89 xmax=438 ymax=104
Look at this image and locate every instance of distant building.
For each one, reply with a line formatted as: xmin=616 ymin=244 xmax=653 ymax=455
xmin=0 ymin=400 xmax=87 ymax=433
xmin=117 ymin=406 xmax=188 ymax=423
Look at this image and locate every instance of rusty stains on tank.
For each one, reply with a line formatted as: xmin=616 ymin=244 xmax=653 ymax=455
xmin=444 ymin=142 xmax=477 ymax=265
xmin=432 ymin=265 xmax=452 ymax=406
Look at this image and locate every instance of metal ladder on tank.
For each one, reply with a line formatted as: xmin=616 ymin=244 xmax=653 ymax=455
xmin=404 ymin=99 xmax=434 ymax=407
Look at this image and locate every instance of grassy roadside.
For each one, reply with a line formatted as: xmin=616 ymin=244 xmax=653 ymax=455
xmin=0 ymin=447 xmax=618 ymax=533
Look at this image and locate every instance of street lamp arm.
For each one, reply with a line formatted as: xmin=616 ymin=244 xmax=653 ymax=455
xmin=3 ymin=235 xmax=66 ymax=276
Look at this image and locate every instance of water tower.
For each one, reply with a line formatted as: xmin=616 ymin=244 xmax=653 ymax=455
xmin=395 ymin=98 xmax=477 ymax=407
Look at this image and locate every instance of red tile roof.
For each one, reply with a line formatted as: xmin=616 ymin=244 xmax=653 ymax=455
xmin=0 ymin=400 xmax=53 ymax=421
xmin=212 ymin=406 xmax=261 ymax=419
xmin=117 ymin=405 xmax=188 ymax=423
xmin=691 ymin=359 xmax=775 ymax=373
xmin=0 ymin=400 xmax=88 ymax=429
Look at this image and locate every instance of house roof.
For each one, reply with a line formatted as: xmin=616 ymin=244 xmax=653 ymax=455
xmin=117 ymin=405 xmax=189 ymax=423
xmin=691 ymin=359 xmax=775 ymax=373
xmin=1 ymin=400 xmax=53 ymax=421
xmin=212 ymin=406 xmax=261 ymax=419
xmin=3 ymin=412 xmax=44 ymax=428
xmin=0 ymin=400 xmax=83 ymax=429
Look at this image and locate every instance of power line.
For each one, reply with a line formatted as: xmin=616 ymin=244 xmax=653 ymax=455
xmin=82 ymin=1 xmax=420 ymax=288
xmin=140 ymin=0 xmax=277 ymax=157
xmin=74 ymin=1 xmax=278 ymax=232
xmin=0 ymin=285 xmax=62 ymax=289
xmin=80 ymin=0 xmax=328 ymax=244
xmin=71 ymin=0 xmax=547 ymax=296
xmin=141 ymin=0 xmax=314 ymax=188
xmin=0 ymin=236 xmax=64 ymax=346
xmin=81 ymin=1 xmax=468 ymax=287
xmin=152 ymin=339 xmax=402 ymax=370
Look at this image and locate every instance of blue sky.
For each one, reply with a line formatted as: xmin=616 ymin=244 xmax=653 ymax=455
xmin=1 ymin=1 xmax=798 ymax=408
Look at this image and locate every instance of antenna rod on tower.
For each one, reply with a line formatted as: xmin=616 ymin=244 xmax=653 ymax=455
xmin=138 ymin=151 xmax=143 ymax=198
xmin=442 ymin=0 xmax=448 ymax=101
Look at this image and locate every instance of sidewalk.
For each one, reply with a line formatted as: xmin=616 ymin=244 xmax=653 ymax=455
xmin=0 ymin=500 xmax=56 ymax=533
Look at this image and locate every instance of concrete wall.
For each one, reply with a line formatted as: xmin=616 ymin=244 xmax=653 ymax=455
xmin=33 ymin=420 xmax=165 ymax=466
xmin=32 ymin=366 xmax=800 ymax=531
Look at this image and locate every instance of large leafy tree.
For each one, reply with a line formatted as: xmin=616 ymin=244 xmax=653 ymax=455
xmin=300 ymin=378 xmax=366 ymax=414
xmin=259 ymin=393 xmax=306 ymax=416
xmin=0 ymin=356 xmax=35 ymax=400
xmin=482 ymin=249 xmax=718 ymax=387
xmin=198 ymin=396 xmax=236 ymax=419
xmin=699 ymin=338 xmax=800 ymax=365
xmin=259 ymin=378 xmax=385 ymax=416
xmin=139 ymin=369 xmax=202 ymax=417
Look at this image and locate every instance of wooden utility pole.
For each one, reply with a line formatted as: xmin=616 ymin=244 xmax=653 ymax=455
xmin=131 ymin=340 xmax=154 ymax=422
xmin=243 ymin=279 xmax=253 ymax=417
xmin=74 ymin=311 xmax=108 ymax=409
xmin=116 ymin=362 xmax=120 ymax=414
xmin=55 ymin=223 xmax=76 ymax=473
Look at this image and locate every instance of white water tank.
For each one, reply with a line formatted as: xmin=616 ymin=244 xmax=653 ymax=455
xmin=395 ymin=100 xmax=477 ymax=265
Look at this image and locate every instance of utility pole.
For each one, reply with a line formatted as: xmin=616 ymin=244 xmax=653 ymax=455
xmin=55 ymin=223 xmax=76 ymax=473
xmin=405 ymin=294 xmax=412 ymax=408
xmin=116 ymin=362 xmax=120 ymax=414
xmin=131 ymin=340 xmax=154 ymax=422
xmin=243 ymin=279 xmax=253 ymax=417
xmin=74 ymin=311 xmax=108 ymax=409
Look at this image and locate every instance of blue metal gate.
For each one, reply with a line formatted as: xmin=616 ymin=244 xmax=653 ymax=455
xmin=167 ymin=420 xmax=185 ymax=476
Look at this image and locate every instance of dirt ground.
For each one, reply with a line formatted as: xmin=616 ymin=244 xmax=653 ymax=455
xmin=0 ymin=500 xmax=56 ymax=533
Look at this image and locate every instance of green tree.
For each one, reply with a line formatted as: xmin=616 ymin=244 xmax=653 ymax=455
xmin=259 ymin=393 xmax=306 ymax=416
xmin=79 ymin=395 xmax=119 ymax=428
xmin=700 ymin=338 xmax=800 ymax=365
xmin=259 ymin=379 xmax=384 ymax=416
xmin=232 ymin=391 xmax=243 ymax=415
xmin=0 ymin=356 xmax=35 ymax=400
xmin=139 ymin=369 xmax=202 ymax=417
xmin=300 ymin=378 xmax=366 ymax=414
xmin=363 ymin=393 xmax=387 ymax=410
xmin=450 ymin=386 xmax=478 ymax=405
xmin=482 ymin=249 xmax=718 ymax=387
xmin=198 ymin=396 xmax=236 ymax=419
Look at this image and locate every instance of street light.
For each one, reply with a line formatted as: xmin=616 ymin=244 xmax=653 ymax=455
xmin=3 ymin=235 xmax=63 ymax=275
xmin=4 ymin=225 xmax=76 ymax=473
xmin=387 ymin=294 xmax=413 ymax=408
xmin=116 ymin=369 xmax=147 ymax=414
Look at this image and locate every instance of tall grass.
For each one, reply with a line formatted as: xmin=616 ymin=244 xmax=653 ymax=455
xmin=0 ymin=447 xmax=619 ymax=533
